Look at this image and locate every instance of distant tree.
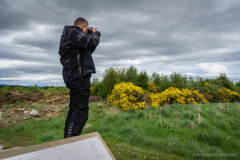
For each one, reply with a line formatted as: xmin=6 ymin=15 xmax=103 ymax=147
xmin=158 ymin=75 xmax=171 ymax=92
xmin=136 ymin=70 xmax=149 ymax=91
xmin=91 ymin=76 xmax=100 ymax=87
xmin=116 ymin=68 xmax=127 ymax=84
xmin=150 ymin=72 xmax=161 ymax=86
xmin=150 ymin=73 xmax=172 ymax=92
xmin=235 ymin=80 xmax=240 ymax=87
xmin=219 ymin=73 xmax=234 ymax=90
xmin=125 ymin=65 xmax=138 ymax=85
xmin=169 ymin=72 xmax=185 ymax=90
xmin=101 ymin=67 xmax=118 ymax=98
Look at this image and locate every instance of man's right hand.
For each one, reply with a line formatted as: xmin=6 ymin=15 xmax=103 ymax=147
xmin=89 ymin=27 xmax=97 ymax=33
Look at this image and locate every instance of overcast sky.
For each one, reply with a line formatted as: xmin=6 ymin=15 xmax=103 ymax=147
xmin=0 ymin=0 xmax=240 ymax=87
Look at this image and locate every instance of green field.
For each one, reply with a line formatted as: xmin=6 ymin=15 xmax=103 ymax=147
xmin=0 ymin=102 xmax=239 ymax=160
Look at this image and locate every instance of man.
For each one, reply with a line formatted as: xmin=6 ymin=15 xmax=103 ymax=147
xmin=58 ymin=17 xmax=101 ymax=138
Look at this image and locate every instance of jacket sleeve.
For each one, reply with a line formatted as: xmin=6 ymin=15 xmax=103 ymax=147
xmin=89 ymin=30 xmax=101 ymax=54
xmin=65 ymin=28 xmax=100 ymax=50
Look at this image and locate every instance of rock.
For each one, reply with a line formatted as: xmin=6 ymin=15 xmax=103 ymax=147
xmin=18 ymin=108 xmax=24 ymax=111
xmin=30 ymin=109 xmax=40 ymax=117
xmin=0 ymin=118 xmax=3 ymax=121
xmin=24 ymin=111 xmax=30 ymax=115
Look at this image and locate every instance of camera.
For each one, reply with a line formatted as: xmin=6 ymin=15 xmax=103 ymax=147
xmin=88 ymin=27 xmax=101 ymax=37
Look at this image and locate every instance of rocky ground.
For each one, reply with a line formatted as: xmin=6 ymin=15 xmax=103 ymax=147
xmin=0 ymin=94 xmax=109 ymax=153
xmin=0 ymin=95 xmax=107 ymax=127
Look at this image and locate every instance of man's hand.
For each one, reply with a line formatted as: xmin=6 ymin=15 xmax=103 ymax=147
xmin=89 ymin=27 xmax=97 ymax=33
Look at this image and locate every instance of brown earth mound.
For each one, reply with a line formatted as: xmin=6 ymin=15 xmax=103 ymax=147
xmin=0 ymin=90 xmax=107 ymax=108
xmin=89 ymin=96 xmax=107 ymax=104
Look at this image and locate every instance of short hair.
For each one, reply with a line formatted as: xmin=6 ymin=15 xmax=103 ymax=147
xmin=74 ymin=17 xmax=89 ymax=27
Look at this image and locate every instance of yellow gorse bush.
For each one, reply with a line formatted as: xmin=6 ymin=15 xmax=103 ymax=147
xmin=107 ymin=82 xmax=146 ymax=111
xmin=149 ymin=81 xmax=159 ymax=93
xmin=149 ymin=87 xmax=208 ymax=107
xmin=215 ymin=87 xmax=240 ymax=103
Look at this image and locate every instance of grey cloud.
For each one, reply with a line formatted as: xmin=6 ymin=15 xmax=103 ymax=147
xmin=1 ymin=0 xmax=240 ymax=86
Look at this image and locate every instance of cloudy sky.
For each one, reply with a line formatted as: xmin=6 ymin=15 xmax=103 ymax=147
xmin=0 ymin=0 xmax=240 ymax=87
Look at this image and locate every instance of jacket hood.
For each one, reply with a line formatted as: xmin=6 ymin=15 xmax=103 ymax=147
xmin=64 ymin=25 xmax=79 ymax=29
xmin=64 ymin=25 xmax=82 ymax=32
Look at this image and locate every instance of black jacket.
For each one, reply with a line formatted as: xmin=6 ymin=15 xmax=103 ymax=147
xmin=58 ymin=26 xmax=101 ymax=87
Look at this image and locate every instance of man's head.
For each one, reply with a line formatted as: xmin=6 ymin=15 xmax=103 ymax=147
xmin=74 ymin=17 xmax=89 ymax=34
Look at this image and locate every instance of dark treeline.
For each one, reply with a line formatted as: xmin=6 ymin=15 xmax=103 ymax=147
xmin=90 ymin=65 xmax=240 ymax=99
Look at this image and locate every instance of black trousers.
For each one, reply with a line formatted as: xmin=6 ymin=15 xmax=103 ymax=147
xmin=64 ymin=74 xmax=91 ymax=138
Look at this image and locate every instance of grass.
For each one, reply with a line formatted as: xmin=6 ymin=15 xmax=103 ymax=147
xmin=0 ymin=102 xmax=240 ymax=160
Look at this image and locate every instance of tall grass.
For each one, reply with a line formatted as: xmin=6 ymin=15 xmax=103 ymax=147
xmin=1 ymin=102 xmax=239 ymax=159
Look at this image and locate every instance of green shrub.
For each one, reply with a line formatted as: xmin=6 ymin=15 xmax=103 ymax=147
xmin=127 ymin=107 xmax=136 ymax=114
xmin=0 ymin=86 xmax=12 ymax=91
xmin=98 ymin=126 xmax=111 ymax=133
xmin=90 ymin=82 xmax=104 ymax=97
xmin=182 ymin=119 xmax=192 ymax=128
xmin=37 ymin=133 xmax=58 ymax=143
xmin=14 ymin=124 xmax=26 ymax=132
xmin=234 ymin=131 xmax=240 ymax=138
xmin=207 ymin=84 xmax=222 ymax=94
xmin=197 ymin=131 xmax=225 ymax=146
xmin=120 ymin=114 xmax=131 ymax=121
xmin=118 ymin=126 xmax=137 ymax=135
xmin=136 ymin=111 xmax=145 ymax=119
xmin=161 ymin=108 xmax=171 ymax=117
xmin=199 ymin=121 xmax=210 ymax=128
xmin=182 ymin=111 xmax=195 ymax=120
xmin=170 ymin=103 xmax=182 ymax=109
xmin=104 ymin=115 xmax=118 ymax=123
xmin=28 ymin=86 xmax=39 ymax=91
xmin=215 ymin=121 xmax=230 ymax=131
xmin=14 ymin=86 xmax=24 ymax=91
xmin=156 ymin=119 xmax=173 ymax=129
xmin=47 ymin=88 xmax=57 ymax=92
xmin=187 ymin=76 xmax=207 ymax=93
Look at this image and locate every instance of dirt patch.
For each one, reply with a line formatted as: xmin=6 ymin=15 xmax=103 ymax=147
xmin=0 ymin=104 xmax=66 ymax=127
xmin=89 ymin=96 xmax=107 ymax=104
